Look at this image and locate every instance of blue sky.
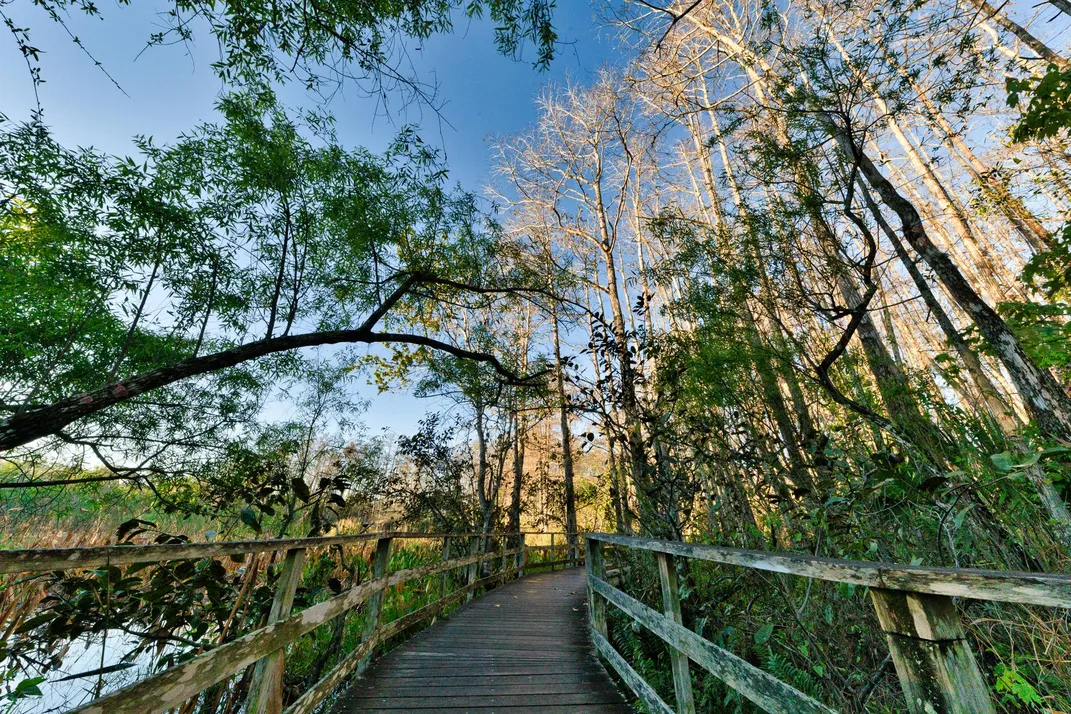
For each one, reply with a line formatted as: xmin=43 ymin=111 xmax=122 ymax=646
xmin=0 ymin=1 xmax=624 ymax=436
xmin=0 ymin=2 xmax=621 ymax=179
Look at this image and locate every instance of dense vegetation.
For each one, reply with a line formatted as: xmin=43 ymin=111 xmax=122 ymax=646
xmin=2 ymin=0 xmax=1071 ymax=711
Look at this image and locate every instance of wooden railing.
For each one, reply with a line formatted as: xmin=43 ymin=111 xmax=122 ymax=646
xmin=0 ymin=530 xmax=584 ymax=714
xmin=585 ymin=533 xmax=1071 ymax=714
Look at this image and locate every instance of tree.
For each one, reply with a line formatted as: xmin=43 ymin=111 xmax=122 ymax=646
xmin=0 ymin=91 xmax=540 ymax=463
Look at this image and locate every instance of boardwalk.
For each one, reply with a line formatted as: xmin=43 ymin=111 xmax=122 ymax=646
xmin=332 ymin=568 xmax=632 ymax=713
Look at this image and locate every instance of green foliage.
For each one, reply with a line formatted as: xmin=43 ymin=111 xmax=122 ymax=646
xmin=351 ymin=414 xmax=481 ymax=533
xmin=1 ymin=83 xmax=521 ymax=485
xmin=998 ymin=225 xmax=1071 ymax=378
xmin=0 ymin=533 xmax=501 ymax=710
xmin=994 ymin=664 xmax=1044 ymax=710
xmin=4 ymin=676 xmax=44 ymax=703
xmin=1007 ymin=65 xmax=1071 ymax=142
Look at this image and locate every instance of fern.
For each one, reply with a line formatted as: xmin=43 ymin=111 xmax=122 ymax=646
xmin=762 ymin=648 xmax=825 ymax=701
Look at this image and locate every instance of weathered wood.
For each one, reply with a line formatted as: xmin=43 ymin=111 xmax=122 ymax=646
xmin=550 ymin=533 xmax=556 ymax=572
xmin=69 ymin=578 xmax=382 ymax=714
xmin=524 ymin=541 xmax=582 ymax=572
xmin=591 ymin=630 xmax=674 ymax=714
xmin=466 ymin=537 xmax=480 ymax=602
xmin=585 ymin=537 xmax=607 ymax=640
xmin=333 ymin=569 xmax=628 ymax=714
xmin=246 ymin=547 xmax=307 ymax=714
xmin=287 ymin=565 xmax=522 ymax=714
xmin=0 ymin=531 xmax=546 ymax=575
xmin=358 ymin=537 xmax=393 ymax=673
xmin=67 ymin=547 xmax=520 ymax=714
xmin=870 ymin=589 xmax=996 ymax=714
xmin=590 ymin=576 xmax=835 ymax=714
xmin=0 ymin=534 xmax=382 ymax=574
xmin=587 ymin=533 xmax=1071 ymax=608
xmin=657 ymin=552 xmax=695 ymax=714
xmin=288 ymin=630 xmax=378 ymax=714
xmin=439 ymin=536 xmax=451 ymax=599
xmin=525 ymin=558 xmax=579 ymax=570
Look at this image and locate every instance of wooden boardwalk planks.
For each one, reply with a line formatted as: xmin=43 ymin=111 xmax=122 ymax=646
xmin=331 ymin=568 xmax=631 ymax=713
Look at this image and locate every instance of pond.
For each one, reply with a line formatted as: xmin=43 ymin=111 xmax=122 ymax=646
xmin=11 ymin=631 xmax=159 ymax=714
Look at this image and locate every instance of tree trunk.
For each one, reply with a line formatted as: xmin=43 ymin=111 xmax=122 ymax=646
xmin=266 ymin=196 xmax=292 ymax=340
xmin=836 ymin=272 xmax=947 ymax=459
xmin=586 ymin=292 xmax=631 ymax=534
xmin=508 ymin=408 xmax=525 ymax=536
xmin=551 ymin=310 xmax=578 ymax=555
xmin=857 ymin=179 xmax=1020 ymax=431
xmin=830 ymin=123 xmax=1071 ymax=441
xmin=599 ymin=244 xmax=651 ymax=524
xmin=872 ymin=37 xmax=1054 ymax=252
xmin=708 ymin=108 xmax=816 ymax=497
xmin=965 ymin=0 xmax=1071 ymax=68
xmin=474 ymin=401 xmax=493 ymax=537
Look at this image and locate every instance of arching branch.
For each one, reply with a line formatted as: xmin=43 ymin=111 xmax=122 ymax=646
xmin=0 ymin=273 xmax=544 ymax=452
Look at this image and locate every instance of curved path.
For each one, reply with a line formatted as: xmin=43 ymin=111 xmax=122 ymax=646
xmin=331 ymin=567 xmax=631 ymax=713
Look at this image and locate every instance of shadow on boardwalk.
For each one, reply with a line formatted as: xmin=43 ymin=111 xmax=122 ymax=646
xmin=331 ymin=568 xmax=632 ymax=713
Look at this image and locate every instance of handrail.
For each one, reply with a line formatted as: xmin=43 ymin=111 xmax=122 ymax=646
xmin=585 ymin=533 xmax=1071 ymax=714
xmin=590 ymin=575 xmax=834 ymax=714
xmin=586 ymin=533 xmax=1071 ymax=608
xmin=0 ymin=531 xmax=584 ymax=714
xmin=0 ymin=530 xmax=579 ymax=574
xmin=69 ymin=546 xmax=522 ymax=714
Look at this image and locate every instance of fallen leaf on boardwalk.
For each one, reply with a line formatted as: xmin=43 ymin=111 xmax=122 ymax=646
xmin=495 ymin=604 xmax=501 ymax=607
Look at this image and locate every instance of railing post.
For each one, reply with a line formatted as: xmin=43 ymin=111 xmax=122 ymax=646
xmin=550 ymin=533 xmax=556 ymax=572
xmin=439 ymin=536 xmax=451 ymax=600
xmin=870 ymin=589 xmax=996 ymax=714
xmin=358 ymin=536 xmax=392 ymax=673
xmin=466 ymin=536 xmax=480 ymax=601
xmin=657 ymin=552 xmax=696 ymax=714
xmin=585 ymin=536 xmax=607 ymax=640
xmin=246 ymin=547 xmax=306 ymax=714
xmin=516 ymin=533 xmax=527 ymax=575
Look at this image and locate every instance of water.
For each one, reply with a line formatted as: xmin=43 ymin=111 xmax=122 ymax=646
xmin=9 ymin=631 xmax=159 ymax=713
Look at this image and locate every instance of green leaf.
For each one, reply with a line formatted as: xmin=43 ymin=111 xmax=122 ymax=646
xmin=991 ymin=450 xmax=1044 ymax=471
xmin=753 ymin=624 xmax=774 ymax=645
xmin=11 ymin=676 xmax=45 ymax=699
xmin=291 ymin=478 xmax=311 ymax=502
xmin=239 ymin=506 xmax=261 ymax=534
xmin=990 ymin=451 xmax=1017 ymax=471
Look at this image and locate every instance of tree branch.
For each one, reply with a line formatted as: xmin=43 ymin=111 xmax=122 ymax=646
xmin=0 ymin=273 xmax=543 ymax=451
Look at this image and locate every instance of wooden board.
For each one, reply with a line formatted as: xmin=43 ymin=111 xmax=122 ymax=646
xmin=591 ymin=575 xmax=835 ymax=714
xmin=67 ymin=549 xmax=518 ymax=714
xmin=331 ymin=568 xmax=631 ymax=712
xmin=591 ymin=630 xmax=673 ymax=714
xmin=0 ymin=532 xmax=577 ymax=575
xmin=587 ymin=534 xmax=1071 ymax=608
